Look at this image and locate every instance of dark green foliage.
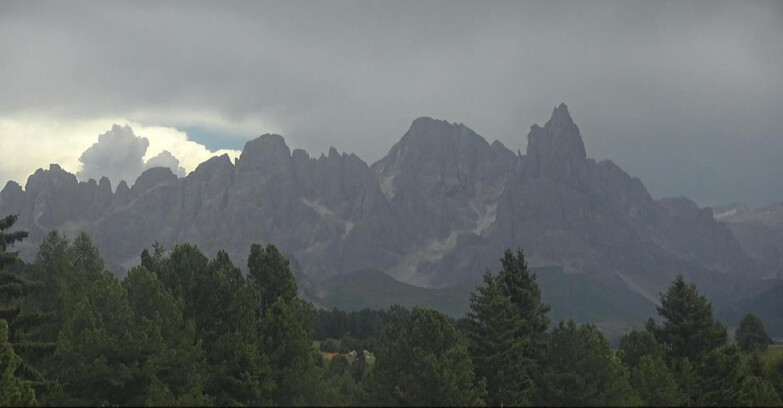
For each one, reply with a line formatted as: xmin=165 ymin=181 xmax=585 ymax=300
xmin=320 ymin=338 xmax=339 ymax=353
xmin=323 ymin=355 xmax=360 ymax=406
xmin=262 ymin=297 xmax=323 ymax=406
xmin=54 ymin=266 xmax=211 ymax=406
xmin=535 ymin=320 xmax=636 ymax=407
xmin=314 ymin=307 xmax=392 ymax=340
xmin=326 ymin=355 xmax=351 ymax=379
xmin=0 ymin=217 xmax=61 ymax=402
xmin=464 ymin=249 xmax=549 ymax=407
xmin=628 ymin=355 xmax=682 ymax=406
xmin=141 ymin=245 xmax=275 ymax=406
xmin=742 ymin=376 xmax=783 ymax=407
xmin=619 ymin=330 xmax=666 ymax=368
xmin=365 ymin=307 xmax=485 ymax=406
xmin=248 ymin=243 xmax=297 ymax=313
xmin=350 ymin=353 xmax=368 ymax=383
xmin=0 ymin=319 xmax=36 ymax=407
xmin=0 ymin=215 xmax=28 ymax=270
xmin=736 ymin=313 xmax=771 ymax=353
xmin=693 ymin=344 xmax=749 ymax=406
xmin=646 ymin=275 xmax=727 ymax=363
xmin=123 ymin=266 xmax=212 ymax=405
xmin=9 ymin=230 xmax=781 ymax=407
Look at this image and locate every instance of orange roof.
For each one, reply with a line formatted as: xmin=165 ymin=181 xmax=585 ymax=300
xmin=321 ymin=352 xmax=339 ymax=359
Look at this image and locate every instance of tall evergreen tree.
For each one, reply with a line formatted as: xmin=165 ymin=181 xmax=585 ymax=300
xmin=618 ymin=330 xmax=666 ymax=368
xmin=0 ymin=216 xmax=57 ymax=401
xmin=628 ymin=354 xmax=683 ymax=406
xmin=735 ymin=313 xmax=771 ymax=353
xmin=465 ymin=249 xmax=549 ymax=406
xmin=535 ymin=320 xmax=636 ymax=406
xmin=693 ymin=344 xmax=749 ymax=406
xmin=140 ymin=245 xmax=277 ymax=405
xmin=0 ymin=319 xmax=36 ymax=407
xmin=0 ymin=215 xmax=27 ymax=270
xmin=262 ymin=297 xmax=323 ymax=406
xmin=123 ymin=266 xmax=212 ymax=406
xmin=0 ymin=214 xmax=32 ymax=335
xmin=366 ymin=307 xmax=485 ymax=407
xmin=646 ymin=275 xmax=727 ymax=364
xmin=248 ymin=243 xmax=297 ymax=313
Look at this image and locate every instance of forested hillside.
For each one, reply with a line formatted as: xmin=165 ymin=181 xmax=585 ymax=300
xmin=2 ymin=215 xmax=783 ymax=407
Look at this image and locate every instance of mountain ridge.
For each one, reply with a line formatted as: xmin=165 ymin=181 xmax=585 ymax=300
xmin=0 ymin=104 xmax=771 ymax=321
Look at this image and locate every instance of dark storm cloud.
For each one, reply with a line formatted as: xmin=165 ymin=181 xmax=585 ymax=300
xmin=1 ymin=0 xmax=781 ymax=206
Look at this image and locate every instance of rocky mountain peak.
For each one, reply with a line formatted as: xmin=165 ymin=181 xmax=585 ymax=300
xmin=237 ymin=134 xmax=292 ymax=173
xmin=25 ymin=163 xmax=79 ymax=193
xmin=525 ymin=103 xmax=587 ymax=181
xmin=130 ymin=167 xmax=177 ymax=198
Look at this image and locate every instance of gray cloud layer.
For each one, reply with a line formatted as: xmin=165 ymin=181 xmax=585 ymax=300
xmin=77 ymin=125 xmax=185 ymax=187
xmin=2 ymin=1 xmax=782 ymax=206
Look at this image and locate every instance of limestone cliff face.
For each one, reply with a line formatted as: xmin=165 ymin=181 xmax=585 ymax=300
xmin=0 ymin=105 xmax=765 ymax=303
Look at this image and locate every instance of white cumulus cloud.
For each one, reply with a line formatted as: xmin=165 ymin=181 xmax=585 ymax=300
xmin=77 ymin=124 xmax=150 ymax=186
xmin=0 ymin=116 xmax=241 ymax=190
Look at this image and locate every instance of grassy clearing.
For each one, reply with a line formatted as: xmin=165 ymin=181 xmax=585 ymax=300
xmin=761 ymin=344 xmax=783 ymax=366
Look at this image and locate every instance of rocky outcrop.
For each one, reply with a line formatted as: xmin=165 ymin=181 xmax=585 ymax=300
xmin=0 ymin=105 xmax=767 ymax=307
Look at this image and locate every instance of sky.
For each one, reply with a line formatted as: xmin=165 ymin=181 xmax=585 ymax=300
xmin=1 ymin=1 xmax=781 ymax=207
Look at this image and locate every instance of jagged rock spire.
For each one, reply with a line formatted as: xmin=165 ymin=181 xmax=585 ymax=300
xmin=525 ymin=103 xmax=587 ymax=181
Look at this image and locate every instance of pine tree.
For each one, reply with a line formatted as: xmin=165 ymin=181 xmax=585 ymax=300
xmin=0 ymin=215 xmax=27 ymax=270
xmin=736 ymin=313 xmax=771 ymax=353
xmin=535 ymin=320 xmax=636 ymax=406
xmin=694 ymin=344 xmax=750 ymax=406
xmin=248 ymin=243 xmax=297 ymax=313
xmin=619 ymin=330 xmax=666 ymax=368
xmin=0 ymin=216 xmax=57 ymax=401
xmin=646 ymin=275 xmax=727 ymax=364
xmin=141 ymin=245 xmax=276 ymax=406
xmin=741 ymin=376 xmax=782 ymax=407
xmin=0 ymin=319 xmax=36 ymax=407
xmin=366 ymin=307 xmax=485 ymax=407
xmin=465 ymin=271 xmax=529 ymax=406
xmin=262 ymin=297 xmax=323 ymax=406
xmin=465 ymin=249 xmax=549 ymax=406
xmin=629 ymin=355 xmax=683 ymax=406
xmin=0 ymin=214 xmax=32 ymax=333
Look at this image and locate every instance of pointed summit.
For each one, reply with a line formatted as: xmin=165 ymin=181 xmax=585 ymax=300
xmin=236 ymin=134 xmax=292 ymax=173
xmin=525 ymin=103 xmax=587 ymax=181
xmin=550 ymin=103 xmax=574 ymax=126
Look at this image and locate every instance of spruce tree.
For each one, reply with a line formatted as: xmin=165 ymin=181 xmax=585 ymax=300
xmin=0 ymin=215 xmax=57 ymax=400
xmin=736 ymin=313 xmax=771 ymax=353
xmin=366 ymin=307 xmax=485 ymax=406
xmin=248 ymin=243 xmax=297 ymax=313
xmin=465 ymin=249 xmax=549 ymax=406
xmin=535 ymin=320 xmax=636 ymax=406
xmin=629 ymin=354 xmax=683 ymax=406
xmin=0 ymin=319 xmax=36 ymax=407
xmin=646 ymin=275 xmax=727 ymax=363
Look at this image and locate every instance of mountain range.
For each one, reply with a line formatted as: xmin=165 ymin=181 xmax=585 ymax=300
xmin=2 ymin=104 xmax=778 ymax=331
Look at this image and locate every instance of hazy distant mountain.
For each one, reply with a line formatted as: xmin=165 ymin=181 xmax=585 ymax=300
xmin=719 ymin=202 xmax=783 ymax=278
xmin=0 ymin=104 xmax=773 ymax=324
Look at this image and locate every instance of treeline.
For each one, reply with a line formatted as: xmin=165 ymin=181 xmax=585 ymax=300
xmin=1 ymin=214 xmax=783 ymax=406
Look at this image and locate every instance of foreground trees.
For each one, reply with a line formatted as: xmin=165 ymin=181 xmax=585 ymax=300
xmin=3 ymin=212 xmax=783 ymax=407
xmin=366 ymin=306 xmax=485 ymax=406
xmin=736 ymin=313 xmax=771 ymax=353
xmin=464 ymin=249 xmax=549 ymax=406
xmin=634 ymin=275 xmax=782 ymax=407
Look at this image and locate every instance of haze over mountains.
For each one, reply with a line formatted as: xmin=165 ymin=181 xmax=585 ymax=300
xmin=1 ymin=104 xmax=779 ymax=327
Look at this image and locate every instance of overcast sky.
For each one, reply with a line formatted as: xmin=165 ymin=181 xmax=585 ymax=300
xmin=1 ymin=0 xmax=781 ymax=207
